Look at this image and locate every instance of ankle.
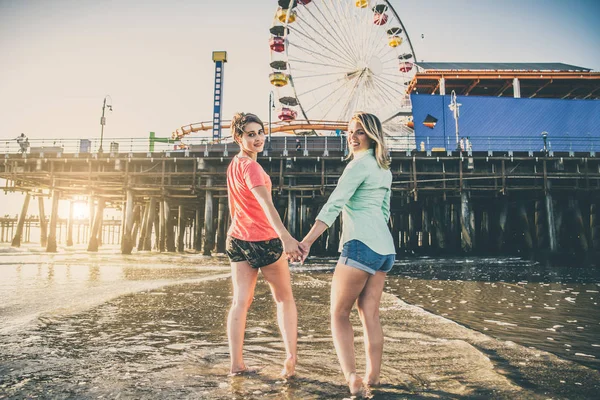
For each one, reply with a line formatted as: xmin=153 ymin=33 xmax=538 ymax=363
xmin=230 ymin=363 xmax=246 ymax=373
xmin=345 ymin=371 xmax=357 ymax=382
xmin=348 ymin=373 xmax=364 ymax=396
xmin=365 ymin=373 xmax=380 ymax=385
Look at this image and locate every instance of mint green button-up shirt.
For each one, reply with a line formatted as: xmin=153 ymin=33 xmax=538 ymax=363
xmin=316 ymin=148 xmax=396 ymax=255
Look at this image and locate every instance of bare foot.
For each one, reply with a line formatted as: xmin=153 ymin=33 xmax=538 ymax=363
xmin=281 ymin=355 xmax=297 ymax=378
xmin=348 ymin=372 xmax=364 ymax=396
xmin=228 ymin=365 xmax=261 ymax=377
xmin=365 ymin=376 xmax=380 ymax=387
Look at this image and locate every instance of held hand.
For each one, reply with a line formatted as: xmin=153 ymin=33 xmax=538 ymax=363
xmin=298 ymin=240 xmax=312 ymax=264
xmin=282 ymin=236 xmax=303 ymax=262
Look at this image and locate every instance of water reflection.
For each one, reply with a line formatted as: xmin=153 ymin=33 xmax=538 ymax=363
xmin=2 ymin=246 xmax=600 ymax=399
xmin=386 ymin=257 xmax=600 ymax=370
xmin=0 ymin=246 xmax=230 ymax=334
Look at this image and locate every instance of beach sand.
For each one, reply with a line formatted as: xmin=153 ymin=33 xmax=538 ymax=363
xmin=2 ymin=258 xmax=599 ymax=399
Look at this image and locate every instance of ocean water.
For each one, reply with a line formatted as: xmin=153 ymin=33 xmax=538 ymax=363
xmin=1 ymin=245 xmax=599 ymax=399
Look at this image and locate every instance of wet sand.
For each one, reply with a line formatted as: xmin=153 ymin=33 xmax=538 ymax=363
xmin=2 ymin=257 xmax=600 ymax=399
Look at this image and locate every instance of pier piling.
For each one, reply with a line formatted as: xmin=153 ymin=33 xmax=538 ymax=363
xmin=178 ymin=205 xmax=186 ymax=253
xmin=203 ymin=176 xmax=215 ymax=256
xmin=38 ymin=197 xmax=47 ymax=247
xmin=87 ymin=199 xmax=105 ymax=252
xmin=11 ymin=193 xmax=31 ymax=247
xmin=46 ymin=189 xmax=61 ymax=252
xmin=0 ymin=146 xmax=598 ymax=260
xmin=216 ymin=197 xmax=227 ymax=254
xmin=121 ymin=190 xmax=135 ymax=254
xmin=460 ymin=192 xmax=475 ymax=253
xmin=66 ymin=201 xmax=74 ymax=246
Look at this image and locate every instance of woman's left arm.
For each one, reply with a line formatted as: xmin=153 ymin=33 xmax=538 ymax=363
xmin=299 ymin=161 xmax=368 ymax=262
xmin=315 ymin=161 xmax=369 ymax=228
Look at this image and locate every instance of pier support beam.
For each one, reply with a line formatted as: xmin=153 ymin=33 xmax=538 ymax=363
xmin=391 ymin=210 xmax=401 ymax=254
xmin=144 ymin=198 xmax=157 ymax=251
xmin=88 ymin=196 xmax=95 ymax=241
xmin=194 ymin=207 xmax=202 ymax=252
xmin=479 ymin=209 xmax=490 ymax=254
xmin=66 ymin=201 xmax=74 ymax=247
xmin=46 ymin=190 xmax=60 ymax=252
xmin=131 ymin=205 xmax=141 ymax=249
xmin=326 ymin=217 xmax=338 ymax=256
xmin=11 ymin=193 xmax=31 ymax=247
xmin=535 ymin=199 xmax=546 ymax=252
xmin=178 ymin=205 xmax=186 ymax=253
xmin=203 ymin=177 xmax=215 ymax=256
xmin=421 ymin=203 xmax=431 ymax=251
xmin=432 ymin=201 xmax=446 ymax=252
xmin=545 ymin=193 xmax=558 ymax=253
xmin=460 ymin=191 xmax=475 ymax=253
xmin=287 ymin=185 xmax=298 ymax=239
xmin=591 ymin=202 xmax=599 ymax=251
xmin=121 ymin=190 xmax=135 ymax=254
xmin=446 ymin=202 xmax=461 ymax=253
xmin=216 ymin=197 xmax=227 ymax=254
xmin=407 ymin=203 xmax=418 ymax=253
xmin=38 ymin=197 xmax=47 ymax=247
xmin=495 ymin=199 xmax=509 ymax=253
xmin=159 ymin=200 xmax=166 ymax=252
xmin=570 ymin=198 xmax=588 ymax=254
xmin=138 ymin=204 xmax=149 ymax=250
xmin=517 ymin=203 xmax=533 ymax=255
xmin=165 ymin=201 xmax=175 ymax=252
xmin=87 ymin=199 xmax=104 ymax=252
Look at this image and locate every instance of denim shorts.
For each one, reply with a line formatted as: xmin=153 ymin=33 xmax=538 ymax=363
xmin=338 ymin=240 xmax=395 ymax=275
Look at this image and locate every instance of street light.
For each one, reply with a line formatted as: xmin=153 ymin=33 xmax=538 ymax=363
xmin=99 ymin=95 xmax=113 ymax=153
xmin=448 ymin=90 xmax=461 ymax=150
xmin=268 ymin=90 xmax=275 ymax=152
xmin=541 ymin=131 xmax=548 ymax=153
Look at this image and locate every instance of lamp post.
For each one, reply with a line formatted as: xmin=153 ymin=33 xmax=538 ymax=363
xmin=99 ymin=95 xmax=113 ymax=153
xmin=268 ymin=90 xmax=275 ymax=152
xmin=448 ymin=90 xmax=461 ymax=150
xmin=541 ymin=131 xmax=548 ymax=153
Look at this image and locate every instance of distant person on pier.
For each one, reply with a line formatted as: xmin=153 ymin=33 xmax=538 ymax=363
xmin=225 ymin=112 xmax=305 ymax=378
xmin=300 ymin=112 xmax=395 ymax=396
xmin=15 ymin=133 xmax=29 ymax=154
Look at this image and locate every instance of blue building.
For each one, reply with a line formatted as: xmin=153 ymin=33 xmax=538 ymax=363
xmin=407 ymin=63 xmax=600 ymax=152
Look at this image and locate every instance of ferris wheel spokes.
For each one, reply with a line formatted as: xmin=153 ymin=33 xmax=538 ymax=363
xmin=287 ymin=39 xmax=354 ymax=70
xmin=290 ymin=14 xmax=357 ymax=67
xmin=269 ymin=0 xmax=417 ymax=139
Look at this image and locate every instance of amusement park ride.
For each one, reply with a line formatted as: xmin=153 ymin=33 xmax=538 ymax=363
xmin=169 ymin=0 xmax=418 ymax=147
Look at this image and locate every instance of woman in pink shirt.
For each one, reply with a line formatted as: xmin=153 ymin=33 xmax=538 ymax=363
xmin=225 ymin=112 xmax=304 ymax=378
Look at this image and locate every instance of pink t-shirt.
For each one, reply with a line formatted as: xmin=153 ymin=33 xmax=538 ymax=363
xmin=226 ymin=156 xmax=278 ymax=241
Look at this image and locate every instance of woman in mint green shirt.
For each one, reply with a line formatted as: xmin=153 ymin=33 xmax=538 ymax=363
xmin=301 ymin=112 xmax=395 ymax=396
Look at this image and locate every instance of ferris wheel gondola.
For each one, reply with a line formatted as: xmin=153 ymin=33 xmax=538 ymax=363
xmin=269 ymin=0 xmax=418 ymax=138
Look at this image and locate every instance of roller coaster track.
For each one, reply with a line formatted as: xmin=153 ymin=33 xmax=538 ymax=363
xmin=171 ymin=119 xmax=348 ymax=140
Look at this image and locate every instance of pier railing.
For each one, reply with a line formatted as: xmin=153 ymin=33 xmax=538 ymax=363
xmin=3 ymin=134 xmax=600 ymax=157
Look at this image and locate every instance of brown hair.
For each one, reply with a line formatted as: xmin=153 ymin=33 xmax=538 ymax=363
xmin=231 ymin=112 xmax=265 ymax=141
xmin=348 ymin=112 xmax=390 ymax=170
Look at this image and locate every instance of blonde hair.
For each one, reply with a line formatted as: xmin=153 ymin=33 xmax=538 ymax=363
xmin=347 ymin=112 xmax=390 ymax=170
xmin=231 ymin=112 xmax=265 ymax=141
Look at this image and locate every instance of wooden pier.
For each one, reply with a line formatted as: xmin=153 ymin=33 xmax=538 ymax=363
xmin=2 ymin=137 xmax=599 ymax=260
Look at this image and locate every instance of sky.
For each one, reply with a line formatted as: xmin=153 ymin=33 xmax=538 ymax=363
xmin=1 ymin=0 xmax=599 ymax=215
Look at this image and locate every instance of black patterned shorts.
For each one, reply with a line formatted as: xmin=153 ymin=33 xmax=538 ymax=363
xmin=225 ymin=236 xmax=284 ymax=269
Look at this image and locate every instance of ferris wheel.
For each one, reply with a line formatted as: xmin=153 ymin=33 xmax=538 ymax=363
xmin=269 ymin=0 xmax=418 ymax=137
